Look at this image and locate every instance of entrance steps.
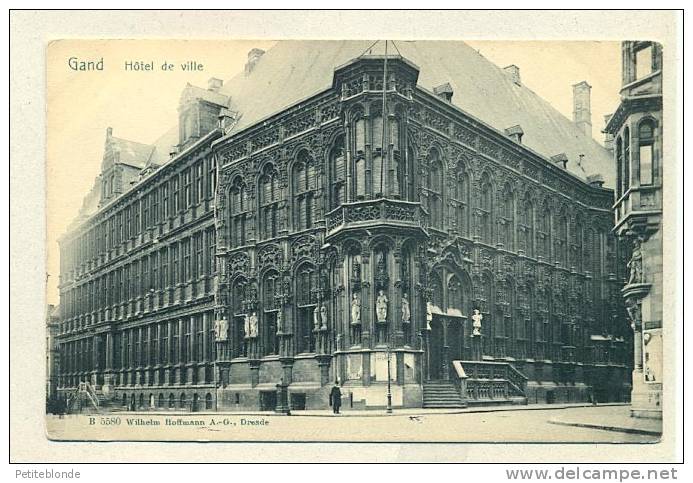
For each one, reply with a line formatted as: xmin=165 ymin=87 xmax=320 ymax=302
xmin=422 ymin=380 xmax=466 ymax=408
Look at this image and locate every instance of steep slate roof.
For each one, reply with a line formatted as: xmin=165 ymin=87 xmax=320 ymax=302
xmin=212 ymin=40 xmax=614 ymax=187
xmin=109 ymin=136 xmax=156 ymax=169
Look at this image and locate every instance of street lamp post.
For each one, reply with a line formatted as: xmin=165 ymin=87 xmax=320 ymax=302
xmin=386 ymin=343 xmax=393 ymax=414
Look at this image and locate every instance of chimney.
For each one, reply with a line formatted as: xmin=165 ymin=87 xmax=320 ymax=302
xmin=433 ymin=83 xmax=454 ymax=102
xmin=503 ymin=65 xmax=521 ymax=86
xmin=586 ymin=174 xmax=605 ymax=188
xmin=169 ymin=146 xmax=179 ymax=159
xmin=106 ymin=127 xmax=113 ymax=138
xmin=551 ymin=153 xmax=569 ymax=170
xmin=207 ymin=77 xmax=223 ymax=92
xmin=245 ymin=48 xmax=266 ymax=76
xmin=504 ymin=125 xmax=524 ymax=144
xmin=572 ymin=81 xmax=592 ymax=138
xmin=603 ymin=113 xmax=614 ymax=152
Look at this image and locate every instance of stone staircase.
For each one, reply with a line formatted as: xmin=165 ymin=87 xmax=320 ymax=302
xmin=65 ymin=382 xmax=115 ymax=413
xmin=422 ymin=380 xmax=466 ymax=408
xmin=453 ymin=360 xmax=528 ymax=407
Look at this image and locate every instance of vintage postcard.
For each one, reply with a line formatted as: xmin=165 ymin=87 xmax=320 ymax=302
xmin=10 ymin=9 xmax=681 ymax=464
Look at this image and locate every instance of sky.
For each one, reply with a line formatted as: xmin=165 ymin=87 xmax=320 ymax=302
xmin=46 ymin=40 xmax=622 ymax=306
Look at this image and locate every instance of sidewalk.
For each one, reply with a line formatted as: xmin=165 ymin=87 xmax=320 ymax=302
xmin=111 ymin=402 xmax=628 ymax=418
xmin=548 ymin=405 xmax=662 ymax=436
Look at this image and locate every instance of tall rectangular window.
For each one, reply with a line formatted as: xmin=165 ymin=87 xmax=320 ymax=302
xmin=183 ymin=239 xmax=191 ymax=282
xmin=184 ymin=169 xmax=192 ymax=208
xmin=161 ymin=183 xmax=169 ymax=219
xmin=195 ymin=316 xmax=204 ymax=361
xmin=171 ymin=323 xmax=179 ymax=364
xmin=171 ymin=176 xmax=180 ymax=213
xmin=195 ymin=232 xmax=204 ymax=279
xmin=171 ymin=243 xmax=179 ymax=285
xmin=207 ymin=229 xmax=216 ymax=275
xmin=160 ymin=247 xmax=168 ymax=289
xmin=207 ymin=157 xmax=216 ymax=201
xmin=195 ymin=161 xmax=204 ymax=204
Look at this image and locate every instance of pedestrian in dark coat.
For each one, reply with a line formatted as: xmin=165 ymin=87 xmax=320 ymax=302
xmin=329 ymin=382 xmax=342 ymax=414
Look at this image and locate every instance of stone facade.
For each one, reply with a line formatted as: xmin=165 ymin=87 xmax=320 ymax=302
xmin=55 ymin=43 xmax=631 ymax=411
xmin=606 ymin=41 xmax=664 ymax=419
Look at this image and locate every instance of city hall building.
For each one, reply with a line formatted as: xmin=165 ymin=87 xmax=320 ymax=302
xmin=55 ymin=41 xmax=631 ymax=412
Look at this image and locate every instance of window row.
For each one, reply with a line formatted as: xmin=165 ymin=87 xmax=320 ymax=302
xmin=62 ymin=156 xmax=217 ymax=276
xmin=61 ymin=229 xmax=216 ymax=321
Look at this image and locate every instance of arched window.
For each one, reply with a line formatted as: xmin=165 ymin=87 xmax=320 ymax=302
xmin=353 ymin=112 xmax=366 ymax=199
xmin=259 ymin=165 xmax=280 ymax=240
xmin=205 ymin=393 xmax=213 ymax=410
xmin=638 ymin=120 xmax=655 ymax=185
xmin=330 ymin=136 xmax=346 ymax=208
xmin=425 ymin=150 xmax=444 ymax=229
xmin=451 ymin=166 xmax=470 ymax=237
xmin=405 ymin=146 xmax=416 ymax=201
xmin=373 ymin=154 xmax=384 ymax=197
xmin=158 ymin=393 xmax=164 ymax=408
xmin=622 ymin=128 xmax=631 ymax=195
xmin=168 ymin=393 xmax=175 ymax=409
xmin=293 ymin=152 xmax=317 ymax=231
xmin=295 ymin=263 xmax=318 ymax=353
xmin=555 ymin=209 xmax=568 ymax=268
xmin=230 ymin=177 xmax=248 ymax=247
xmin=391 ymin=115 xmax=404 ymax=197
xmin=481 ymin=272 xmax=494 ymax=355
xmin=504 ymin=279 xmax=516 ymax=358
xmin=430 ymin=272 xmax=444 ymax=308
xmin=537 ymin=202 xmax=551 ymax=260
xmin=179 ymin=393 xmax=187 ymax=409
xmin=262 ymin=270 xmax=280 ymax=355
xmin=519 ymin=193 xmax=534 ymax=257
xmin=499 ymin=183 xmax=514 ymax=249
xmin=525 ymin=285 xmax=536 ymax=358
xmin=232 ymin=277 xmax=247 ymax=358
xmin=584 ymin=228 xmax=594 ymax=274
xmin=479 ymin=176 xmax=494 ymax=244
xmin=574 ymin=217 xmax=584 ymax=272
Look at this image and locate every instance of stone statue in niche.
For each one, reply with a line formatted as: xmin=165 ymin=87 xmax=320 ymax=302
xmin=320 ymin=304 xmax=328 ymax=330
xmin=627 ymin=238 xmax=643 ymax=284
xmin=472 ymin=309 xmax=483 ymax=336
xmin=375 ymin=251 xmax=390 ymax=289
xmin=276 ymin=309 xmax=284 ymax=334
xmin=313 ymin=305 xmax=321 ymax=331
xmin=248 ymin=312 xmax=258 ymax=338
xmin=350 ymin=293 xmax=361 ymax=325
xmin=401 ymin=293 xmax=411 ymax=323
xmin=244 ymin=313 xmax=250 ymax=338
xmin=376 ymin=289 xmax=388 ymax=323
xmin=214 ymin=317 xmax=229 ymax=341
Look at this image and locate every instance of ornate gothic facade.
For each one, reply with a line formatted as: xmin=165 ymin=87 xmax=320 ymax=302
xmin=56 ymin=41 xmax=631 ymax=411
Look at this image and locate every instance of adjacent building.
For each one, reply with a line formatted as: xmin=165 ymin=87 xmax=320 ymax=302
xmin=55 ymin=41 xmax=631 ymax=411
xmin=605 ymin=41 xmax=663 ymax=419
